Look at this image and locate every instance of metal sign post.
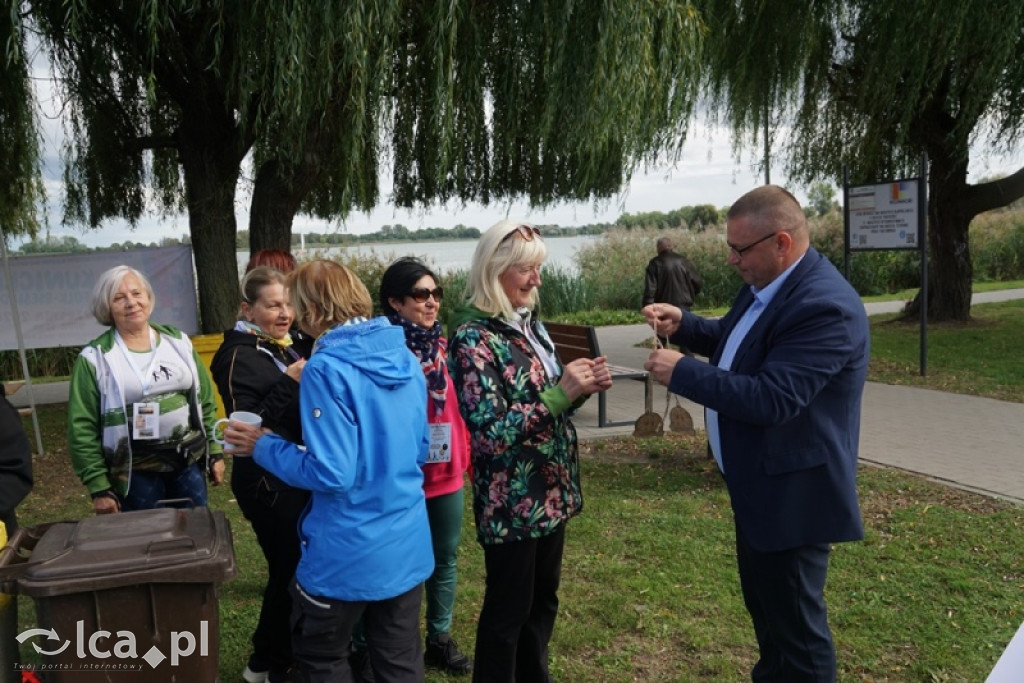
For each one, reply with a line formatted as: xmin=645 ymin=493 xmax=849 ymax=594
xmin=844 ymin=159 xmax=929 ymax=376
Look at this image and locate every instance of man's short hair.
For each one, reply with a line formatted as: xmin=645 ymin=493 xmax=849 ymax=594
xmin=656 ymin=236 xmax=674 ymax=253
xmin=727 ymin=185 xmax=807 ymax=234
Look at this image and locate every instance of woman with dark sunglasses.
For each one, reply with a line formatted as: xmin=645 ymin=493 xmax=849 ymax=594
xmin=378 ymin=257 xmax=473 ymax=676
xmin=448 ymin=220 xmax=612 ymax=682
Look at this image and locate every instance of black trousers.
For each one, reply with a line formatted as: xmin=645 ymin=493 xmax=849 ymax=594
xmin=232 ymin=457 xmax=310 ymax=675
xmin=736 ymin=524 xmax=836 ymax=683
xmin=473 ymin=525 xmax=566 ymax=683
xmin=290 ymin=581 xmax=424 ymax=683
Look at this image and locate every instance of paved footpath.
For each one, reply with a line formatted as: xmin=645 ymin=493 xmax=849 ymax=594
xmin=10 ymin=290 xmax=1024 ymax=503
xmin=573 ymin=289 xmax=1024 ymax=504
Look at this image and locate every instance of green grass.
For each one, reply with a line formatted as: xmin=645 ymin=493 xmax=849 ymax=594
xmin=10 ymin=408 xmax=1024 ymax=681
xmin=7 ymin=287 xmax=1022 ymax=680
xmin=868 ymin=299 xmax=1024 ymax=402
xmin=860 ymin=279 xmax=1024 ymax=304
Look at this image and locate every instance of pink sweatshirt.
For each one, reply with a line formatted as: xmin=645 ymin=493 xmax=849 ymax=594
xmin=422 ymin=363 xmax=471 ymax=499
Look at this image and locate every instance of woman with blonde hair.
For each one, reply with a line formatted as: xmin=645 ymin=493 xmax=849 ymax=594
xmin=225 ymin=259 xmax=433 ymax=683
xmin=448 ymin=220 xmax=612 ymax=682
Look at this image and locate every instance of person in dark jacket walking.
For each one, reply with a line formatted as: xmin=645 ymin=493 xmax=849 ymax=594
xmin=642 ymin=236 xmax=702 ymax=311
xmin=211 ymin=266 xmax=309 ymax=683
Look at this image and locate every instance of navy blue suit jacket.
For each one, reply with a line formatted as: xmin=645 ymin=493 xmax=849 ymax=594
xmin=668 ymin=248 xmax=869 ymax=552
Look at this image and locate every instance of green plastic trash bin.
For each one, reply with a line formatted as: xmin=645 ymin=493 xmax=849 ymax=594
xmin=0 ymin=507 xmax=236 ymax=682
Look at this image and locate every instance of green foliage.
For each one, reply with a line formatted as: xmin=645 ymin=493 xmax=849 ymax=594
xmin=535 ymin=266 xmax=593 ymax=319
xmin=971 ymin=211 xmax=1024 ymax=282
xmin=807 ymin=181 xmax=838 ymax=217
xmin=549 ymin=309 xmax=645 ymax=326
xmin=701 ymin=0 xmax=1024 ymax=320
xmin=577 ymin=227 xmax=743 ymax=310
xmin=809 ymin=213 xmax=920 ymax=296
xmin=0 ymin=7 xmax=44 ymax=237
xmin=21 ymin=0 xmax=708 ymax=330
xmin=0 ymin=347 xmax=80 ymax=381
xmin=16 ymin=236 xmax=92 ymax=254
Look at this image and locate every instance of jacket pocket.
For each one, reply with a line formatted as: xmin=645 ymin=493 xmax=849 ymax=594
xmin=761 ymin=448 xmax=827 ymax=475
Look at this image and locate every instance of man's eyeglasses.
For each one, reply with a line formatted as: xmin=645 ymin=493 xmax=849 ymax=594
xmin=501 ymin=224 xmax=542 ymax=243
xmin=728 ymin=231 xmax=782 ymax=258
xmin=408 ymin=287 xmax=443 ymax=303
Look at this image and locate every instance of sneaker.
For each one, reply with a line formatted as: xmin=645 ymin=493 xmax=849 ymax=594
xmin=242 ymin=665 xmax=269 ymax=683
xmin=424 ymin=634 xmax=472 ymax=675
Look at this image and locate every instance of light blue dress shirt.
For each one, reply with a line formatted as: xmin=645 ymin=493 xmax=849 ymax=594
xmin=706 ymin=254 xmax=805 ymax=472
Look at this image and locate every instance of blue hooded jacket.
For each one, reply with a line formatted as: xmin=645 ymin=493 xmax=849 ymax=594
xmin=254 ymin=317 xmax=433 ymax=601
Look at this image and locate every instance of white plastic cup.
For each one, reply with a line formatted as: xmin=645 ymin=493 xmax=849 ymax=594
xmin=212 ymin=411 xmax=263 ymax=451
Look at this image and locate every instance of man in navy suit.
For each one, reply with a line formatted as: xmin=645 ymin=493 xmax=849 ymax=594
xmin=643 ymin=185 xmax=869 ymax=682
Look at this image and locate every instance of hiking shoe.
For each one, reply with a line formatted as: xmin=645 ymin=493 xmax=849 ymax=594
xmin=424 ymin=634 xmax=472 ymax=675
xmin=242 ymin=664 xmax=269 ymax=683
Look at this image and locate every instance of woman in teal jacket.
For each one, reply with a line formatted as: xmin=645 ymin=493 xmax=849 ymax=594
xmin=225 ymin=260 xmax=433 ymax=683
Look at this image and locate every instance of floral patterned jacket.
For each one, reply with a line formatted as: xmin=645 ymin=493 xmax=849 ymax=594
xmin=448 ymin=306 xmax=583 ymax=545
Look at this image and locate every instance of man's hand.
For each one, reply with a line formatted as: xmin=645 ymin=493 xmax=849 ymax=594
xmin=644 ymin=348 xmax=684 ymax=386
xmin=641 ymin=303 xmax=683 ymax=339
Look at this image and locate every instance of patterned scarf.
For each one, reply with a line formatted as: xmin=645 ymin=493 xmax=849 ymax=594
xmin=387 ymin=313 xmax=447 ymax=413
xmin=234 ymin=321 xmax=302 ymax=371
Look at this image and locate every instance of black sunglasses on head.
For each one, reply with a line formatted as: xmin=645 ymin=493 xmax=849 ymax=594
xmin=408 ymin=287 xmax=443 ymax=303
xmin=500 ymin=224 xmax=542 ymax=243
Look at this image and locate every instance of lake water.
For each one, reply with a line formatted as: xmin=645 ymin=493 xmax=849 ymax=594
xmin=237 ymin=234 xmax=598 ymax=275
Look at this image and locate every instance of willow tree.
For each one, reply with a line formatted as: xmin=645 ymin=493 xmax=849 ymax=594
xmin=703 ymin=0 xmax=1024 ymax=321
xmin=0 ymin=6 xmax=43 ymax=239
xmin=22 ymin=0 xmax=703 ymax=331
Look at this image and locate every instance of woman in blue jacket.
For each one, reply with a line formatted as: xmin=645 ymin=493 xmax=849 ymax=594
xmin=225 ymin=260 xmax=433 ymax=683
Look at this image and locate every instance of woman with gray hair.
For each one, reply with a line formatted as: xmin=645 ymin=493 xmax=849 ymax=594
xmin=448 ymin=220 xmax=612 ymax=682
xmin=67 ymin=265 xmax=224 ymax=514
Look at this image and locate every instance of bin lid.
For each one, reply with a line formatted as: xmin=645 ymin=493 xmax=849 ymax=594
xmin=17 ymin=507 xmax=237 ymax=597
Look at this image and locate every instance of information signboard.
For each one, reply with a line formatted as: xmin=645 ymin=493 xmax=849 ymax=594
xmin=847 ymin=180 xmax=921 ymax=251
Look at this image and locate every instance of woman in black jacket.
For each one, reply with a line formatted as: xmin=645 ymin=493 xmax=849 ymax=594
xmin=0 ymin=383 xmax=32 ymax=535
xmin=211 ymin=266 xmax=309 ymax=683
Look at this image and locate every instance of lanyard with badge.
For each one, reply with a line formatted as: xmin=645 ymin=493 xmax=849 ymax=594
xmin=426 ymin=401 xmax=452 ymax=464
xmin=115 ymin=328 xmax=162 ymax=440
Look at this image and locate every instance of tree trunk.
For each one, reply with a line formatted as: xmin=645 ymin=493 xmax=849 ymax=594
xmin=905 ymin=156 xmax=973 ymax=321
xmin=248 ymin=159 xmax=306 ymax=254
xmin=248 ymin=102 xmax=342 ymax=254
xmin=179 ymin=128 xmax=247 ymax=333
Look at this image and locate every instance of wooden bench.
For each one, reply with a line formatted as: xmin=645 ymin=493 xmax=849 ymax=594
xmin=543 ymin=322 xmax=653 ymax=428
xmin=3 ymin=381 xmax=33 ymax=417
